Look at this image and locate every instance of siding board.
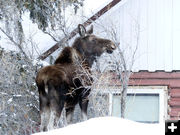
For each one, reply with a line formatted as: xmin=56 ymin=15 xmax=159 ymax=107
xmin=169 ymin=108 xmax=180 ymax=117
xmin=129 ymin=71 xmax=180 ymax=120
xmin=170 ymin=89 xmax=180 ymax=98
xmin=131 ymin=72 xmax=180 ymax=79
xmin=169 ymin=98 xmax=180 ymax=107
xmin=104 ymin=71 xmax=180 ymax=120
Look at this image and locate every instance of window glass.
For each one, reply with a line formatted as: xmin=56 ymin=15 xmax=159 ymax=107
xmin=112 ymin=94 xmax=159 ymax=123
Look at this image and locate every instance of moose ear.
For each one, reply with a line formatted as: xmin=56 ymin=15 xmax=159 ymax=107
xmin=87 ymin=25 xmax=93 ymax=34
xmin=78 ymin=24 xmax=86 ymax=37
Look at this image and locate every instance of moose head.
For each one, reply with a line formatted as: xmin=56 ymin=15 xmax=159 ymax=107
xmin=72 ymin=24 xmax=116 ymax=66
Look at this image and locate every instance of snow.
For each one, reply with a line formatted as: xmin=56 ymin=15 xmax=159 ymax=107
xmin=0 ymin=0 xmax=111 ymax=56
xmin=33 ymin=59 xmax=49 ymax=67
xmin=13 ymin=95 xmax=22 ymax=97
xmin=33 ymin=117 xmax=164 ymax=135
xmin=7 ymin=98 xmax=13 ymax=104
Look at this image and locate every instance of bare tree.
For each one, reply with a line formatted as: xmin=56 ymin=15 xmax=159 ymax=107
xmin=0 ymin=47 xmax=40 ymax=135
xmin=86 ymin=15 xmax=140 ymax=118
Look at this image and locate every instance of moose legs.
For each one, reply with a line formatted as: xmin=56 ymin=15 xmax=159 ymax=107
xmin=79 ymin=98 xmax=89 ymax=121
xmin=65 ymin=106 xmax=75 ymax=124
xmin=65 ymin=88 xmax=90 ymax=123
xmin=39 ymin=94 xmax=65 ymax=131
xmin=40 ymin=103 xmax=50 ymax=132
xmin=38 ymin=84 xmax=50 ymax=131
xmin=65 ymin=98 xmax=89 ymax=123
xmin=38 ymin=83 xmax=66 ymax=131
xmin=79 ymin=88 xmax=90 ymax=121
xmin=39 ymin=94 xmax=50 ymax=131
xmin=49 ymin=99 xmax=64 ymax=130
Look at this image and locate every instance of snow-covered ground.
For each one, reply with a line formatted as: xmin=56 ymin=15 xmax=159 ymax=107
xmin=33 ymin=117 xmax=165 ymax=135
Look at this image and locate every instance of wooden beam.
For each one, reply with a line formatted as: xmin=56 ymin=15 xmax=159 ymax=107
xmin=38 ymin=0 xmax=122 ymax=60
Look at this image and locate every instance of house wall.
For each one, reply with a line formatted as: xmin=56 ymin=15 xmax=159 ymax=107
xmin=92 ymin=0 xmax=180 ymax=72
xmin=91 ymin=0 xmax=180 ymax=120
xmin=128 ymin=71 xmax=180 ymax=120
xmin=106 ymin=71 xmax=180 ymax=120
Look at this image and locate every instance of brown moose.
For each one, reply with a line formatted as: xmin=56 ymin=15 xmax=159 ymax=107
xmin=36 ymin=24 xmax=116 ymax=131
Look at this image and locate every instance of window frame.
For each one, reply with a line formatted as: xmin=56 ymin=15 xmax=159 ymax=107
xmin=106 ymin=86 xmax=168 ymax=124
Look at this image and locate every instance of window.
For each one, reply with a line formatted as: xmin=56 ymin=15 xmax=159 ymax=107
xmin=109 ymin=87 xmax=167 ymax=124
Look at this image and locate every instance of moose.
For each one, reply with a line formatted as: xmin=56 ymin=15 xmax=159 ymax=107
xmin=36 ymin=24 xmax=116 ymax=131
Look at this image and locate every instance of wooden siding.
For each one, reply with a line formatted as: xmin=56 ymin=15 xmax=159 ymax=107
xmin=105 ymin=71 xmax=180 ymax=120
xmin=129 ymin=71 xmax=180 ymax=120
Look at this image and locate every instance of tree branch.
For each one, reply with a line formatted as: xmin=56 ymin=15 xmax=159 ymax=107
xmin=0 ymin=27 xmax=29 ymax=60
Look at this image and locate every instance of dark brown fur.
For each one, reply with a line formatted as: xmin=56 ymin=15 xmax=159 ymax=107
xmin=36 ymin=24 xmax=116 ymax=131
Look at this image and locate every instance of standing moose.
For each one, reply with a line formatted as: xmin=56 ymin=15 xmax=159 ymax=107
xmin=36 ymin=24 xmax=116 ymax=131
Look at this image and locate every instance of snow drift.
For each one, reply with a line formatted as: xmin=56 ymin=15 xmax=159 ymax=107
xmin=33 ymin=117 xmax=164 ymax=135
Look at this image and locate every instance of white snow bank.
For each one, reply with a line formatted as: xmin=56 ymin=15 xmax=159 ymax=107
xmin=33 ymin=117 xmax=165 ymax=135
